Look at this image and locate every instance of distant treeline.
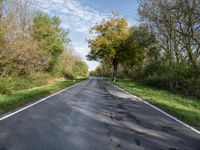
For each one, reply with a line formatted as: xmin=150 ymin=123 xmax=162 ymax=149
xmin=88 ymin=0 xmax=200 ymax=98
xmin=0 ymin=0 xmax=88 ymax=94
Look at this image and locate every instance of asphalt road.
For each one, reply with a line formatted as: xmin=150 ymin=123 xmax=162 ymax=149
xmin=0 ymin=78 xmax=200 ymax=150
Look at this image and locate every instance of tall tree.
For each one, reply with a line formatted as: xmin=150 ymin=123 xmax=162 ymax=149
xmin=139 ymin=0 xmax=200 ymax=68
xmin=31 ymin=13 xmax=69 ymax=72
xmin=87 ymin=15 xmax=128 ymax=79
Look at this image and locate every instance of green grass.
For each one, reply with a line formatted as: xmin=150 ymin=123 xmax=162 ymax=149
xmin=113 ymin=80 xmax=200 ymax=128
xmin=0 ymin=80 xmax=82 ymax=114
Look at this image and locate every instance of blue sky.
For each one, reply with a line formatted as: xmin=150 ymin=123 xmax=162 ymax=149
xmin=33 ymin=0 xmax=140 ymax=71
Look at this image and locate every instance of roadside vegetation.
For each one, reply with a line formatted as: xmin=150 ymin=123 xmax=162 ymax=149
xmin=0 ymin=0 xmax=88 ymax=112
xmin=88 ymin=1 xmax=200 ymax=98
xmin=0 ymin=0 xmax=88 ymax=94
xmin=88 ymin=1 xmax=200 ymax=127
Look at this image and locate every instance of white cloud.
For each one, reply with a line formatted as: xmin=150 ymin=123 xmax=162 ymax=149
xmin=33 ymin=0 xmax=110 ymax=34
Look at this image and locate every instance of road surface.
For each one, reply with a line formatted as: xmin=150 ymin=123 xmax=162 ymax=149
xmin=0 ymin=78 xmax=200 ymax=150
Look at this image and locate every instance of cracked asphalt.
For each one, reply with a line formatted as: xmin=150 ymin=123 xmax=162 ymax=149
xmin=0 ymin=78 xmax=200 ymax=150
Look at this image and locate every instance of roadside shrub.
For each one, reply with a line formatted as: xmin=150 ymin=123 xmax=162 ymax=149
xmin=0 ymin=73 xmax=51 ymax=94
xmin=140 ymin=63 xmax=200 ymax=98
xmin=0 ymin=76 xmax=32 ymax=94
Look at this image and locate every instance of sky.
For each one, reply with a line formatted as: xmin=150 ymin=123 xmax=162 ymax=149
xmin=33 ymin=0 xmax=140 ymax=71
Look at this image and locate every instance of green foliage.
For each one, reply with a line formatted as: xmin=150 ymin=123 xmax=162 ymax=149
xmin=31 ymin=13 xmax=69 ymax=72
xmin=0 ymin=73 xmax=52 ymax=94
xmin=141 ymin=63 xmax=200 ymax=97
xmin=120 ymin=26 xmax=158 ymax=68
xmin=72 ymin=59 xmax=89 ymax=78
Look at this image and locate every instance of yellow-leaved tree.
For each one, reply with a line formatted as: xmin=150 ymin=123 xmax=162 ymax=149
xmin=87 ymin=15 xmax=128 ymax=80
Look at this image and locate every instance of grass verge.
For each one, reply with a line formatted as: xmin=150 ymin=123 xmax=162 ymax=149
xmin=113 ymin=80 xmax=200 ymax=128
xmin=0 ymin=80 xmax=82 ymax=114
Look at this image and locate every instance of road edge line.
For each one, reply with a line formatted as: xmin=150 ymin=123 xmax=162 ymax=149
xmin=0 ymin=80 xmax=85 ymax=121
xmin=107 ymin=81 xmax=200 ymax=135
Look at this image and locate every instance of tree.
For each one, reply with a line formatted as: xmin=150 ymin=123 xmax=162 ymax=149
xmin=138 ymin=0 xmax=200 ymax=97
xmin=139 ymin=0 xmax=200 ymax=68
xmin=31 ymin=13 xmax=70 ymax=72
xmin=87 ymin=15 xmax=128 ymax=80
xmin=121 ymin=26 xmax=158 ymax=69
xmin=0 ymin=0 xmax=49 ymax=76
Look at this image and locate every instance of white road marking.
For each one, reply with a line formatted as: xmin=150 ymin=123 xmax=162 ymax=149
xmin=0 ymin=81 xmax=85 ymax=121
xmin=108 ymin=82 xmax=200 ymax=135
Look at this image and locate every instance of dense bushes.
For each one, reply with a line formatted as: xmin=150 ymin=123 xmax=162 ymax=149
xmin=141 ymin=63 xmax=200 ymax=97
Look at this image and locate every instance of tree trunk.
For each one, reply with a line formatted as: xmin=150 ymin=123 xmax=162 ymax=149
xmin=112 ymin=59 xmax=118 ymax=81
